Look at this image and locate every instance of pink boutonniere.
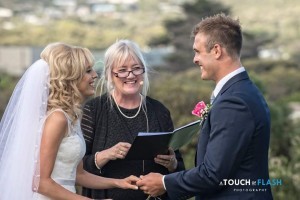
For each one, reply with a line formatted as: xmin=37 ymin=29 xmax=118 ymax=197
xmin=192 ymin=101 xmax=212 ymax=122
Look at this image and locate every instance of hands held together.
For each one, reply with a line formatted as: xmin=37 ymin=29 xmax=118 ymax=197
xmin=136 ymin=148 xmax=177 ymax=197
xmin=121 ymin=173 xmax=166 ymax=198
xmin=137 ymin=173 xmax=166 ymax=197
xmin=120 ymin=148 xmax=177 ymax=197
xmin=103 ymin=146 xmax=177 ymax=197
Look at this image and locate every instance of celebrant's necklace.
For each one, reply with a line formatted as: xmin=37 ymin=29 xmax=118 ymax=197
xmin=113 ymin=90 xmax=143 ymax=119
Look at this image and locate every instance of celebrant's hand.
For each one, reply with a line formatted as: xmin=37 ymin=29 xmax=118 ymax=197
xmin=155 ymin=147 xmax=177 ymax=172
xmin=104 ymin=142 xmax=131 ymax=160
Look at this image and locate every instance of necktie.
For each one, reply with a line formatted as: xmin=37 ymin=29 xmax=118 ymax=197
xmin=210 ymin=92 xmax=215 ymax=104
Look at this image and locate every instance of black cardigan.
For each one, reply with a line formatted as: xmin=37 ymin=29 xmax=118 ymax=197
xmin=81 ymin=94 xmax=185 ymax=199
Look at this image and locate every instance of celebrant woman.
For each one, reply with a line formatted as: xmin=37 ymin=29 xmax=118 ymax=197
xmin=81 ymin=39 xmax=185 ymax=200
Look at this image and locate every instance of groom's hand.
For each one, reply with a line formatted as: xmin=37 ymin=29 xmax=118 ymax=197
xmin=136 ymin=173 xmax=166 ymax=197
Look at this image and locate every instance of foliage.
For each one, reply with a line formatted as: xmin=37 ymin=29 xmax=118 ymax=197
xmin=0 ymin=0 xmax=170 ymax=50
xmin=0 ymin=18 xmax=137 ymax=49
xmin=155 ymin=0 xmax=230 ymax=71
xmin=149 ymin=61 xmax=300 ymax=199
xmin=0 ymin=73 xmax=17 ymax=119
xmin=242 ymin=31 xmax=276 ymax=59
xmin=149 ymin=68 xmax=214 ymax=126
xmin=148 ymin=8 xmax=300 ymax=197
xmin=268 ymin=110 xmax=300 ymax=199
xmin=245 ymin=59 xmax=300 ymax=102
xmin=1 ymin=0 xmax=300 ymax=199
xmin=149 ymin=68 xmax=214 ymax=169
xmin=151 ymin=0 xmax=275 ymax=72
xmin=214 ymin=0 xmax=300 ymax=59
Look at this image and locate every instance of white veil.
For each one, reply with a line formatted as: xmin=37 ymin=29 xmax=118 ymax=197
xmin=0 ymin=59 xmax=49 ymax=199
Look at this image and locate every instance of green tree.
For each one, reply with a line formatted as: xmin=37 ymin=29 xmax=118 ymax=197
xmin=0 ymin=73 xmax=17 ymax=119
xmin=151 ymin=0 xmax=230 ymax=71
xmin=149 ymin=68 xmax=214 ymax=169
xmin=268 ymin=102 xmax=300 ymax=200
xmin=149 ymin=28 xmax=300 ymax=197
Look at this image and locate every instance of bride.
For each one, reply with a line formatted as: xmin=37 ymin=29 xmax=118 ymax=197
xmin=0 ymin=42 xmax=139 ymax=199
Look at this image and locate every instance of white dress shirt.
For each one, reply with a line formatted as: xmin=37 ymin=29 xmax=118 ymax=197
xmin=212 ymin=67 xmax=245 ymax=98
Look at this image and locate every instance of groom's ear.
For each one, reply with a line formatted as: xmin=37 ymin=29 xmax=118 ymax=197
xmin=212 ymin=43 xmax=222 ymax=59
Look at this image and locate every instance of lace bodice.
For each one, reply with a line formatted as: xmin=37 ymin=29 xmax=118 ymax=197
xmin=51 ymin=118 xmax=85 ymax=186
xmin=34 ymin=110 xmax=86 ymax=199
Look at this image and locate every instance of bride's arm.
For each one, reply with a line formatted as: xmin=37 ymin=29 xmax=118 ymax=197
xmin=76 ymin=161 xmax=139 ymax=190
xmin=38 ymin=111 xmax=90 ymax=200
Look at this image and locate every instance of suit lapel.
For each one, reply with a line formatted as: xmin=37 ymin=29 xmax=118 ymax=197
xmin=196 ymin=71 xmax=249 ymax=165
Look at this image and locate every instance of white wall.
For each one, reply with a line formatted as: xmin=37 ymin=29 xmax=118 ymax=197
xmin=0 ymin=46 xmax=33 ymax=76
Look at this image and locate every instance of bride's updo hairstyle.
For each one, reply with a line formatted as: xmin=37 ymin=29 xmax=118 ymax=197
xmin=40 ymin=42 xmax=95 ymax=122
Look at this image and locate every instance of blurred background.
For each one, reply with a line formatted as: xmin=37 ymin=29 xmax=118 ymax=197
xmin=0 ymin=0 xmax=300 ymax=199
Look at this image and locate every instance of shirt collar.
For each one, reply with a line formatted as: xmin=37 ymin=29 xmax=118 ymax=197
xmin=213 ymin=67 xmax=245 ymax=97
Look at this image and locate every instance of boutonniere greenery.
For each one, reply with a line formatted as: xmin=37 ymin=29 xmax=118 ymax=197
xmin=192 ymin=101 xmax=212 ymax=124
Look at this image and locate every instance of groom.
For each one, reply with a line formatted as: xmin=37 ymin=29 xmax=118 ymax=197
xmin=136 ymin=13 xmax=273 ymax=200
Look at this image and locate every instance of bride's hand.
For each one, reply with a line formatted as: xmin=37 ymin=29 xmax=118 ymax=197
xmin=117 ymin=175 xmax=139 ymax=190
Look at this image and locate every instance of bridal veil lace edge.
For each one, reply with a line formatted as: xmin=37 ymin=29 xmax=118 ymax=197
xmin=0 ymin=59 xmax=49 ymax=199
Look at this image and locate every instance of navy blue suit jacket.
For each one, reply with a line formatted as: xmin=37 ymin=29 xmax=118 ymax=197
xmin=164 ymin=71 xmax=273 ymax=200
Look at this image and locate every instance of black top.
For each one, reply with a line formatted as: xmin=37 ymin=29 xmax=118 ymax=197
xmin=81 ymin=94 xmax=185 ymax=200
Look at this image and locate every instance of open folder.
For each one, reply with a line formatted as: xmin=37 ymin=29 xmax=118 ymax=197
xmin=125 ymin=120 xmax=201 ymax=160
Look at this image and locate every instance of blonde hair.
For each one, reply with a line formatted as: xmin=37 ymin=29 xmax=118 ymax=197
xmin=99 ymin=39 xmax=149 ymax=104
xmin=40 ymin=42 xmax=94 ymax=122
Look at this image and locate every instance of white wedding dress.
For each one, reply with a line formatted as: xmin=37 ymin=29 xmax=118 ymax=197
xmin=34 ymin=109 xmax=86 ymax=199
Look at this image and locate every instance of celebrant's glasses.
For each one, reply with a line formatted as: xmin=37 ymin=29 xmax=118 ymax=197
xmin=113 ymin=67 xmax=145 ymax=78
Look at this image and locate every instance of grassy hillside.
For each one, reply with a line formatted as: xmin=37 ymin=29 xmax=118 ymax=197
xmin=216 ymin=0 xmax=300 ymax=55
